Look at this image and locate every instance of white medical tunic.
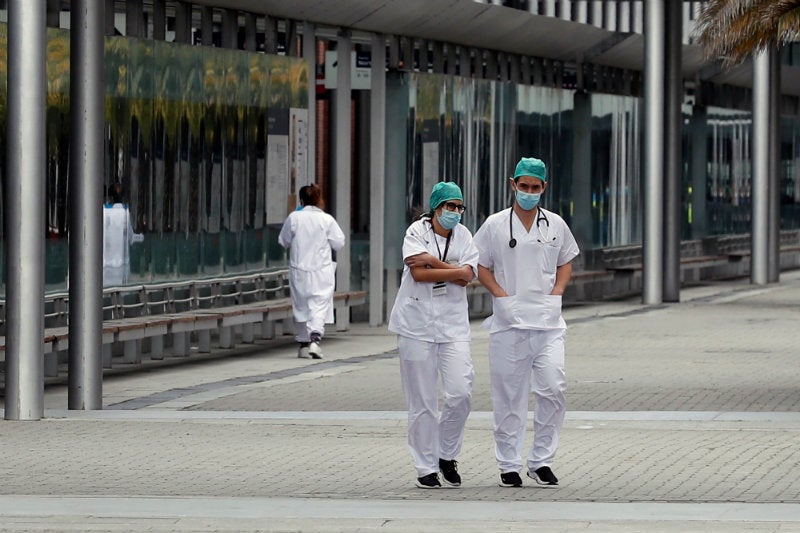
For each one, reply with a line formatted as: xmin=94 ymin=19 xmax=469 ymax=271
xmin=388 ymin=218 xmax=479 ymax=343
xmin=103 ymin=203 xmax=144 ymax=286
xmin=473 ymin=207 xmax=579 ymax=333
xmin=279 ymin=206 xmax=346 ymax=326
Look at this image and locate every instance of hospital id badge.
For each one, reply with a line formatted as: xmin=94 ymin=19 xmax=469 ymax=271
xmin=432 ymin=281 xmax=447 ymax=296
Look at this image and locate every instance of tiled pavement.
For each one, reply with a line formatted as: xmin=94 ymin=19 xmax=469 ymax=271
xmin=2 ymin=270 xmax=800 ymax=532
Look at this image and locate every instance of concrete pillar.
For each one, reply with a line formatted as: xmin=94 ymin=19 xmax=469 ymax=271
xmin=384 ymin=71 xmax=409 ymax=321
xmin=369 ymin=34 xmax=387 ymax=326
xmin=768 ymin=49 xmax=781 ymax=283
xmin=153 ymin=0 xmax=166 ymax=41
xmin=333 ymin=31 xmax=352 ymax=331
xmin=689 ymin=105 xmax=708 ymax=239
xmin=303 ymin=22 xmax=316 ymax=185
xmin=572 ymin=90 xmax=593 ymax=252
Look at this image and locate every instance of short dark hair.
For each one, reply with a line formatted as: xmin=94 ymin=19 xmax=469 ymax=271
xmin=108 ymin=182 xmax=124 ymax=204
xmin=299 ymin=184 xmax=322 ymax=207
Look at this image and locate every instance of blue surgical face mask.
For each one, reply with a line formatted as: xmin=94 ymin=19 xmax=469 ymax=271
xmin=516 ymin=190 xmax=541 ymax=211
xmin=437 ymin=209 xmax=461 ymax=230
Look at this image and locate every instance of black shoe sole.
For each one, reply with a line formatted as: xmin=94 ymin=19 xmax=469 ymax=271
xmin=498 ymin=475 xmax=522 ymax=488
xmin=526 ymin=471 xmax=558 ymax=487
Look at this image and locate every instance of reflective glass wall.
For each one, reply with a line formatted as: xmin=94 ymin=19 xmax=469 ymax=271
xmin=400 ymin=74 xmax=576 ymax=232
xmin=780 ymin=115 xmax=800 ymax=229
xmin=590 ymin=93 xmax=642 ymax=246
xmin=0 ymin=24 xmax=308 ymax=292
xmin=392 ymin=71 xmax=800 ymax=253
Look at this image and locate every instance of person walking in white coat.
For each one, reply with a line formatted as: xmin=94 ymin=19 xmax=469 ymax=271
xmin=279 ymin=184 xmax=345 ymax=359
xmin=389 ymin=181 xmax=479 ymax=489
xmin=473 ymin=157 xmax=579 ymax=488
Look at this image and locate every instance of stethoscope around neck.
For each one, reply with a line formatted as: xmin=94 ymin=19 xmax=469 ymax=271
xmin=508 ymin=207 xmax=554 ymax=248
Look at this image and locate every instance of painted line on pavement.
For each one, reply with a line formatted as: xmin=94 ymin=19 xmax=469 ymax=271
xmin=35 ymin=409 xmax=800 ymax=423
xmin=0 ymin=495 xmax=799 ymax=522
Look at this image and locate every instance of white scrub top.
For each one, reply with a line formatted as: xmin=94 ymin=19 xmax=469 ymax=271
xmin=278 ymin=206 xmax=345 ymax=271
xmin=103 ymin=203 xmax=144 ymax=286
xmin=388 ymin=218 xmax=479 ymax=343
xmin=473 ymin=207 xmax=579 ymax=333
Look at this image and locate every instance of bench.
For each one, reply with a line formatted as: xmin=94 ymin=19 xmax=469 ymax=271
xmin=0 ymin=270 xmax=367 ymax=379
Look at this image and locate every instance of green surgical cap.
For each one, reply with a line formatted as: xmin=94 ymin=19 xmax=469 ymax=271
xmin=429 ymin=181 xmax=464 ymax=211
xmin=513 ymin=157 xmax=547 ymax=182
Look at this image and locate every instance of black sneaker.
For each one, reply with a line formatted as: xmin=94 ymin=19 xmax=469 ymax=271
xmin=415 ymin=472 xmax=441 ymax=489
xmin=438 ymin=459 xmax=461 ymax=487
xmin=499 ymin=471 xmax=523 ymax=487
xmin=527 ymin=466 xmax=559 ymax=486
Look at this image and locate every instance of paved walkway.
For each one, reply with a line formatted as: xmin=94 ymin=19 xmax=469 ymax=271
xmin=2 ymin=270 xmax=800 ymax=532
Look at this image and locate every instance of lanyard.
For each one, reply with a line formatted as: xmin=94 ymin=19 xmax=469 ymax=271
xmin=429 ymin=220 xmax=452 ymax=262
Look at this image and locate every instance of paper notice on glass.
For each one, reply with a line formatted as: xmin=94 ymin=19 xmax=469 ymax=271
xmin=266 ymin=137 xmax=289 ymax=224
xmin=290 ymin=107 xmax=309 ymax=199
xmin=267 ymin=108 xmax=290 ymax=224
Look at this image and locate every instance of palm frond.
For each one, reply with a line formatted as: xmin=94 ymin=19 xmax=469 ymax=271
xmin=695 ymin=0 xmax=800 ymax=67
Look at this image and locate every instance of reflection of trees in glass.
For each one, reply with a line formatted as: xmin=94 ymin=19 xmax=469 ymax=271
xmin=0 ymin=25 xmax=309 ymax=285
xmin=45 ymin=29 xmax=71 ymax=241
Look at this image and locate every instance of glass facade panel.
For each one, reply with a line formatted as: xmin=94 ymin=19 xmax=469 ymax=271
xmin=1 ymin=23 xmax=799 ymax=298
xmin=399 ymin=74 xmax=578 ymax=235
xmin=704 ymin=106 xmax=753 ymax=235
xmin=0 ymin=24 xmax=308 ymax=292
xmin=516 ymin=85 xmax=575 ymax=227
xmin=590 ymin=93 xmax=642 ymax=247
xmin=780 ymin=115 xmax=800 ymax=230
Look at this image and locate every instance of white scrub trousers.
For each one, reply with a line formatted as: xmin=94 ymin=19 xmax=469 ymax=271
xmin=398 ymin=335 xmax=474 ymax=478
xmin=488 ymin=328 xmax=566 ymax=474
xmin=290 ymin=268 xmax=335 ymax=342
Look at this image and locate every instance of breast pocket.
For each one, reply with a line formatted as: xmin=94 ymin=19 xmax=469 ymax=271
xmin=541 ymin=241 xmax=561 ymax=273
xmin=395 ymin=296 xmax=432 ymax=334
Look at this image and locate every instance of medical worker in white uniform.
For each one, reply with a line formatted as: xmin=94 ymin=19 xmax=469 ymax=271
xmin=103 ymin=182 xmax=144 ymax=286
xmin=279 ymin=184 xmax=346 ymax=359
xmin=389 ymin=181 xmax=479 ymax=489
xmin=473 ymin=157 xmax=579 ymax=488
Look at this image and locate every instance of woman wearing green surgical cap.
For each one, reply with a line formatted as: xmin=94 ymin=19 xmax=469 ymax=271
xmin=388 ymin=181 xmax=479 ymax=489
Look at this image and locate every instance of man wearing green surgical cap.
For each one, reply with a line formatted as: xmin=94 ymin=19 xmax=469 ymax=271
xmin=473 ymin=157 xmax=580 ymax=488
xmin=389 ymin=181 xmax=479 ymax=489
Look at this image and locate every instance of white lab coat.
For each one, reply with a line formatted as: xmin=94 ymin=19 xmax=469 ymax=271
xmin=473 ymin=206 xmax=579 ymax=475
xmin=278 ymin=206 xmax=345 ymax=340
xmin=388 ymin=217 xmax=478 ymax=478
xmin=103 ymin=203 xmax=144 ymax=286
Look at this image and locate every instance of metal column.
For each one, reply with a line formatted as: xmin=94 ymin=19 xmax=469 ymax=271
xmin=4 ymin=0 xmax=46 ymax=420
xmin=571 ymin=90 xmax=593 ymax=252
xmin=643 ymin=0 xmax=665 ymax=304
xmin=689 ymin=105 xmax=708 ymax=239
xmin=384 ymin=72 xmax=409 ymax=324
xmin=68 ymin=0 xmax=105 ymax=410
xmin=369 ymin=34 xmax=386 ymax=326
xmin=662 ymin=0 xmax=682 ymax=302
xmin=768 ymin=49 xmax=781 ymax=283
xmin=303 ymin=22 xmax=316 ymax=185
xmin=333 ymin=31 xmax=352 ymax=331
xmin=751 ymin=49 xmax=772 ymax=285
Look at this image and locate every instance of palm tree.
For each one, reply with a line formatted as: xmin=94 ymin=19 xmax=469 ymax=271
xmin=695 ymin=0 xmax=800 ymax=67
